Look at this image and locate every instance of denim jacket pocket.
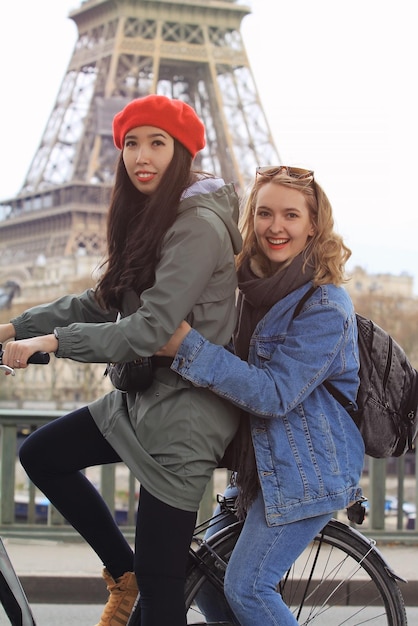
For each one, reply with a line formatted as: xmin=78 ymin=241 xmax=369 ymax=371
xmin=254 ymin=334 xmax=287 ymax=361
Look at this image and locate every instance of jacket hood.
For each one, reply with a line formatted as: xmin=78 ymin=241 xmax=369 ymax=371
xmin=179 ymin=177 xmax=242 ymax=254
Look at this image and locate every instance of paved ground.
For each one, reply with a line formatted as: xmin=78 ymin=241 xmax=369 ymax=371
xmin=1 ymin=535 xmax=418 ymax=625
xmin=4 ymin=535 xmax=418 ymax=596
xmin=10 ymin=603 xmax=418 ymax=626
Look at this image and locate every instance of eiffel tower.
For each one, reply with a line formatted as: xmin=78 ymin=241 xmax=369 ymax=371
xmin=0 ymin=0 xmax=280 ymax=306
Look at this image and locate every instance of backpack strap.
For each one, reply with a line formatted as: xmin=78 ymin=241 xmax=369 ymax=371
xmin=323 ymin=380 xmax=356 ymax=414
xmin=292 ymin=285 xmax=317 ymax=320
xmin=293 ymin=284 xmax=356 ymax=415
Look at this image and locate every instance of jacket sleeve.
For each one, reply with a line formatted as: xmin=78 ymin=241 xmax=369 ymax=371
xmin=11 ymin=289 xmax=117 ymax=339
xmin=37 ymin=214 xmax=224 ymax=363
xmin=170 ymin=302 xmax=356 ymax=418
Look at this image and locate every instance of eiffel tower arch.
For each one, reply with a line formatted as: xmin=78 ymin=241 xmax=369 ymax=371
xmin=0 ymin=0 xmax=280 ymax=306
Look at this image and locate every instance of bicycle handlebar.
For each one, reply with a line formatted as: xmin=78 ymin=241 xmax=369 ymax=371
xmin=26 ymin=352 xmax=50 ymax=365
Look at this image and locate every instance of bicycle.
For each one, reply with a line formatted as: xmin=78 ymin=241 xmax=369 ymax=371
xmin=0 ymin=537 xmax=36 ymax=626
xmin=0 ymin=348 xmax=49 ymax=626
xmin=0 ymin=496 xmax=409 ymax=626
xmin=178 ymin=493 xmax=409 ymax=625
xmin=0 ymin=351 xmax=409 ymax=625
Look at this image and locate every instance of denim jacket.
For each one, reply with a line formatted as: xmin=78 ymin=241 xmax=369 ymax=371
xmin=171 ymin=283 xmax=364 ymax=525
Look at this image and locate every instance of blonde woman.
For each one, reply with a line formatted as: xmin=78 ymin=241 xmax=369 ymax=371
xmin=159 ymin=166 xmax=364 ymax=625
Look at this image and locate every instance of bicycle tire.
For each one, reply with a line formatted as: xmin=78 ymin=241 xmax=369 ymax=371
xmin=185 ymin=518 xmax=408 ymax=625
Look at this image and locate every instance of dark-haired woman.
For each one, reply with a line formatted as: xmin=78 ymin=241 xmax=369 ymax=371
xmin=0 ymin=94 xmax=242 ymax=626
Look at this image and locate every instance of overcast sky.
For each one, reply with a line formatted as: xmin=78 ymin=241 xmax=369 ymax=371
xmin=0 ymin=1 xmax=416 ymax=290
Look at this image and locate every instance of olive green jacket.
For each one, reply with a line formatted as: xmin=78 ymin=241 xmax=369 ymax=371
xmin=12 ymin=179 xmax=242 ymax=510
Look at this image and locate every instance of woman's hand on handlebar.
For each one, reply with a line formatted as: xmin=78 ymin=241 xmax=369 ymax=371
xmin=1 ymin=335 xmax=58 ymax=370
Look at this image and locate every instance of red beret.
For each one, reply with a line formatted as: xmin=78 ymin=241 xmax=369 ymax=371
xmin=112 ymin=95 xmax=206 ymax=157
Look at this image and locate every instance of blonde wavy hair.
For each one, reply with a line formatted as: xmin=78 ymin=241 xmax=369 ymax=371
xmin=237 ymin=169 xmax=351 ymax=286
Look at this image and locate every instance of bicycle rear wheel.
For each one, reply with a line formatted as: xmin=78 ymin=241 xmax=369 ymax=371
xmin=185 ymin=518 xmax=408 ymax=625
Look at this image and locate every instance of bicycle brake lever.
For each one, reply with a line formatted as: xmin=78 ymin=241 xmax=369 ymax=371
xmin=0 ymin=345 xmax=15 ymax=375
xmin=0 ymin=364 xmax=15 ymax=376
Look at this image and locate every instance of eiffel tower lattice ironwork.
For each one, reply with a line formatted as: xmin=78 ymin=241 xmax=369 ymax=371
xmin=0 ymin=0 xmax=280 ymax=303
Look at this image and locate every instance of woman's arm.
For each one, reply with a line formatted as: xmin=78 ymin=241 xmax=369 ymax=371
xmin=11 ymin=289 xmax=117 ymax=340
xmin=0 ymin=323 xmax=16 ymax=344
xmin=53 ymin=214 xmax=231 ymax=363
xmin=168 ymin=302 xmax=355 ymax=418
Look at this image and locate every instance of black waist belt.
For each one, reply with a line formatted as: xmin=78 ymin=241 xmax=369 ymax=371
xmin=151 ymin=356 xmax=174 ymax=368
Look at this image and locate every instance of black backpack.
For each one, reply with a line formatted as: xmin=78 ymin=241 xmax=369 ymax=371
xmin=295 ymin=287 xmax=418 ymax=458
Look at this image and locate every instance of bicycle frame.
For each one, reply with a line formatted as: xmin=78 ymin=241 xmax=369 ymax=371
xmin=0 ymin=538 xmax=36 ymax=626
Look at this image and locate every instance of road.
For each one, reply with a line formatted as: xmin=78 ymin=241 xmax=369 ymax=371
xmin=2 ymin=603 xmax=416 ymax=625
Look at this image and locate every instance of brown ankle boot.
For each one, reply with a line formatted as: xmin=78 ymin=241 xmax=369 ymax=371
xmin=95 ymin=568 xmax=138 ymax=626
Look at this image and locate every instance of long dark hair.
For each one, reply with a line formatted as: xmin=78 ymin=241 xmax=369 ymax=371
xmin=95 ymin=140 xmax=194 ymax=310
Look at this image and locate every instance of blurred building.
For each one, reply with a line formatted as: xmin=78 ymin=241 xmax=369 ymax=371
xmin=346 ymin=266 xmax=415 ymax=299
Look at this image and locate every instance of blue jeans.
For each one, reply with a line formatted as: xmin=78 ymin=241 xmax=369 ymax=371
xmin=224 ymin=492 xmax=332 ymax=626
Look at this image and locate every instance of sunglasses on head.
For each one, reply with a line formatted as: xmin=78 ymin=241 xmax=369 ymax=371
xmin=256 ymin=166 xmax=314 ymax=181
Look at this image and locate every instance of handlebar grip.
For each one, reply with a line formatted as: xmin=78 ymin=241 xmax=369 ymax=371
xmin=27 ymin=352 xmax=50 ymax=365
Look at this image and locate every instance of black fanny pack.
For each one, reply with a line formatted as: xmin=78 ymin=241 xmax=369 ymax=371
xmin=105 ymin=356 xmax=173 ymax=393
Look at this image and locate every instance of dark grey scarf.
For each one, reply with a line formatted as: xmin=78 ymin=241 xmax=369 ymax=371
xmin=232 ymin=252 xmax=315 ymax=517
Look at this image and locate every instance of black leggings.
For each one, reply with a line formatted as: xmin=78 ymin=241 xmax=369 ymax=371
xmin=19 ymin=407 xmax=197 ymax=626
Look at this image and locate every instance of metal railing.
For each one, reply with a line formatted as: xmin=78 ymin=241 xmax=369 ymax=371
xmin=1 ymin=408 xmax=417 ymax=543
